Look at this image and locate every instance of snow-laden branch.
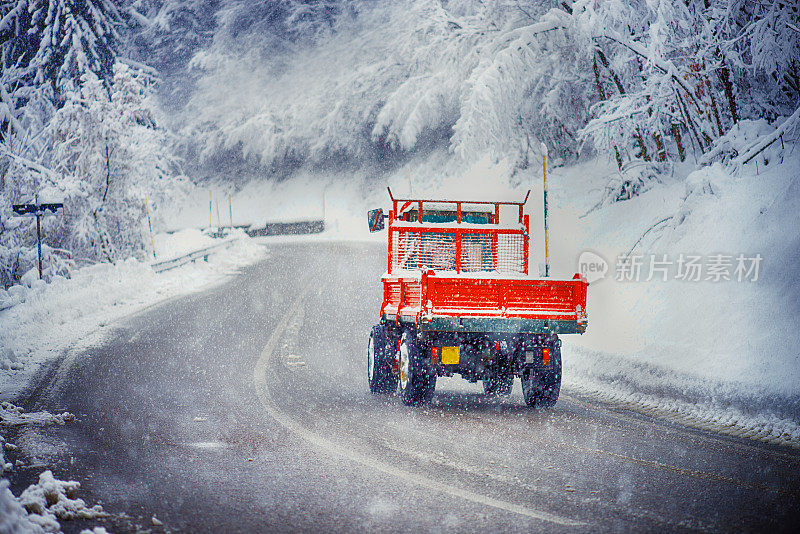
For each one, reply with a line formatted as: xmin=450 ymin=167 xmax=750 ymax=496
xmin=0 ymin=84 xmax=25 ymax=136
xmin=0 ymin=145 xmax=60 ymax=181
xmin=487 ymin=9 xmax=569 ymax=55
xmin=116 ymin=57 xmax=159 ymax=78
xmin=125 ymin=6 xmax=151 ymax=28
xmin=697 ymin=137 xmax=732 ymax=166
xmin=598 ymin=29 xmax=700 ymax=110
xmin=733 ymin=106 xmax=800 ymax=166
xmin=0 ymin=1 xmax=26 ymax=34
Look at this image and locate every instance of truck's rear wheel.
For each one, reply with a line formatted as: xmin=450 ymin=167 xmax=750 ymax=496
xmin=368 ymin=325 xmax=398 ymax=394
xmin=521 ymin=344 xmax=562 ymax=408
xmin=399 ymin=331 xmax=435 ymax=406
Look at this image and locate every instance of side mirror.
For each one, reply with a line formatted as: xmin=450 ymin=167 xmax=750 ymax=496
xmin=367 ymin=208 xmax=385 ymax=232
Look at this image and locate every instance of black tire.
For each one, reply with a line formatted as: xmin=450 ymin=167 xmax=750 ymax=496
xmin=398 ymin=330 xmax=435 ymax=406
xmin=521 ymin=343 xmax=562 ymax=408
xmin=368 ymin=325 xmax=398 ymax=394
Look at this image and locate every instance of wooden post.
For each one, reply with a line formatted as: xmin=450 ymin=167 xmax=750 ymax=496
xmin=145 ymin=193 xmax=156 ymax=259
xmin=36 ymin=209 xmax=42 ymax=279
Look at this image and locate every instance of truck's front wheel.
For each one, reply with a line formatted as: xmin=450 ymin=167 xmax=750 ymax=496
xmin=399 ymin=331 xmax=435 ymax=406
xmin=521 ymin=344 xmax=562 ymax=408
xmin=368 ymin=325 xmax=398 ymax=394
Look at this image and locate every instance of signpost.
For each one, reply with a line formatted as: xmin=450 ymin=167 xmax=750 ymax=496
xmin=12 ymin=201 xmax=64 ymax=280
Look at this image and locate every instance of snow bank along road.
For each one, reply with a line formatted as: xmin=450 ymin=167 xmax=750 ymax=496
xmin=16 ymin=242 xmax=800 ymax=532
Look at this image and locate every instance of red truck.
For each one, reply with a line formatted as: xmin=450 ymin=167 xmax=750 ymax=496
xmin=367 ymin=189 xmax=588 ymax=407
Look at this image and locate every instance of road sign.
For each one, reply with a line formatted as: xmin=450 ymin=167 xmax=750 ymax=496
xmin=13 ymin=203 xmax=63 ymax=216
xmin=10 ymin=202 xmax=65 ymax=279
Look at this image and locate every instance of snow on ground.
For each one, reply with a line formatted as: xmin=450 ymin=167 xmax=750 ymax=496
xmin=0 ymin=468 xmax=108 ymax=534
xmin=151 ymin=227 xmax=230 ymax=260
xmin=0 ymin=229 xmax=266 ymax=400
xmin=1 ymin=402 xmax=74 ymax=427
xmin=1 ymin=400 xmax=109 ymax=534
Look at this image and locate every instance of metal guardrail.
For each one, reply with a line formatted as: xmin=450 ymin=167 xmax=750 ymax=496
xmin=151 ymin=238 xmax=240 ymax=273
xmin=245 ymin=220 xmax=324 ymax=237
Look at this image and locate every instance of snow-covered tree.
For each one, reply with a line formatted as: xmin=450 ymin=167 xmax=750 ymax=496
xmin=45 ymin=62 xmax=188 ymax=263
xmin=185 ymin=1 xmax=564 ymax=174
xmin=1 ymin=0 xmax=122 ymax=196
xmin=122 ymin=0 xmax=218 ymax=73
xmin=450 ymin=4 xmax=591 ymax=164
xmin=1 ymin=0 xmax=120 ymax=107
xmin=1 ymin=3 xmax=189 ymax=286
xmin=714 ymin=0 xmax=800 ymax=120
xmin=182 ymin=0 xmax=799 ymax=174
xmin=1 ymin=1 xmax=123 ymax=284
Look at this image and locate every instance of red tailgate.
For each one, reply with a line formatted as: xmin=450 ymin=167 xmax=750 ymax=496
xmin=426 ymin=275 xmax=587 ymax=320
xmin=381 ymin=273 xmax=588 ymax=323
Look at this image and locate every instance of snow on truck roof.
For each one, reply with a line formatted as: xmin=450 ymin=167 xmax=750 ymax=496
xmin=387 ymin=188 xmax=530 ymax=209
xmin=391 ymin=220 xmax=525 ymax=231
xmin=410 ymin=202 xmax=495 ymax=212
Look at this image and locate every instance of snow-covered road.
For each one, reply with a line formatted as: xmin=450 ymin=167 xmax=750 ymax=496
xmin=8 ymin=241 xmax=800 ymax=532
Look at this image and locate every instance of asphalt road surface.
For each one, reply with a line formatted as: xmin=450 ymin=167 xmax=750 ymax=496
xmin=16 ymin=241 xmax=800 ymax=533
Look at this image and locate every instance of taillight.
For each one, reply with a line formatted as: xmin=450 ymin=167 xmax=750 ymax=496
xmin=430 ymin=347 xmax=439 ymax=364
xmin=542 ymin=348 xmax=551 ymax=366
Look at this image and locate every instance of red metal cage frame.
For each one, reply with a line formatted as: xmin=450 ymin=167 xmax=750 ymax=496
xmin=386 ymin=187 xmax=531 ymax=276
